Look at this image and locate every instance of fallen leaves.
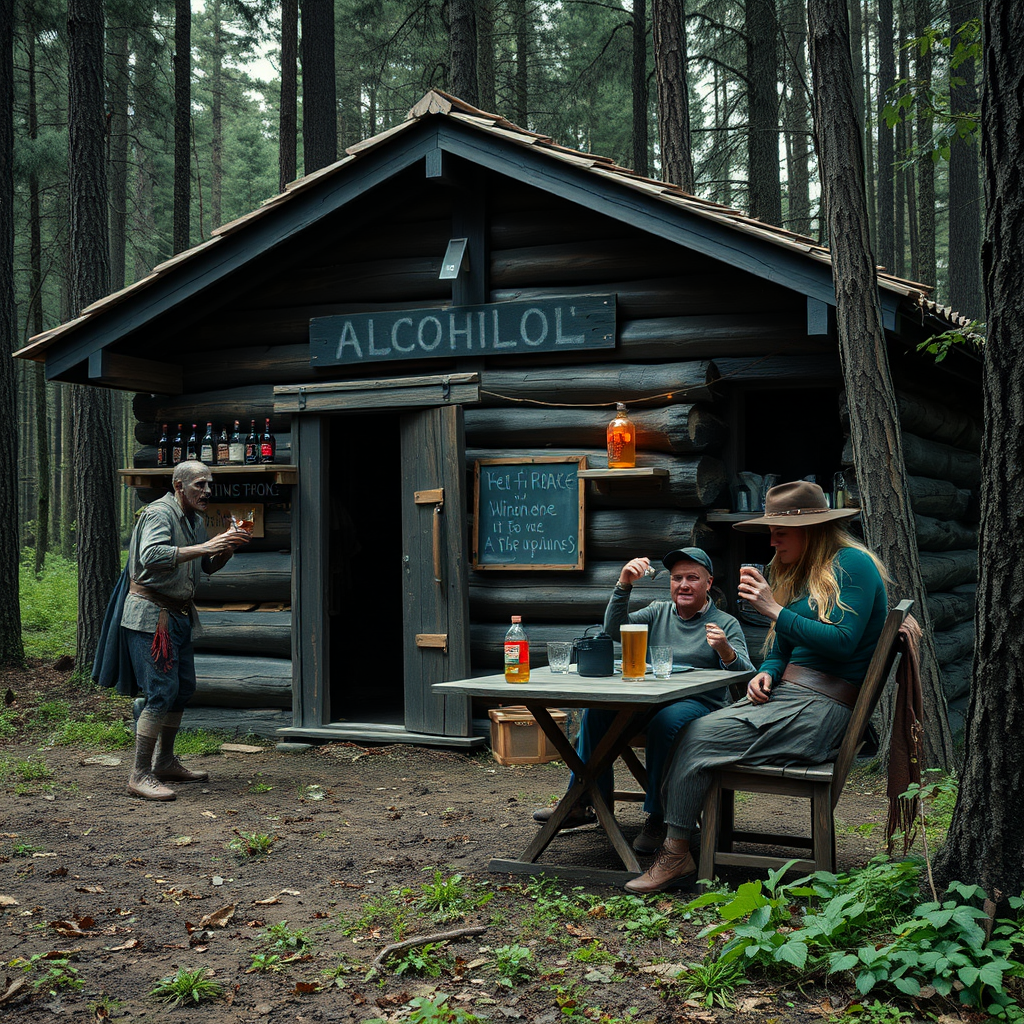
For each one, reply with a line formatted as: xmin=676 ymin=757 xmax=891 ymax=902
xmin=50 ymin=916 xmax=96 ymax=937
xmin=198 ymin=904 xmax=236 ymax=928
xmin=0 ymin=977 xmax=29 ymax=1006
xmin=0 ymin=894 xmax=18 ymax=907
xmin=254 ymin=889 xmax=301 ymax=905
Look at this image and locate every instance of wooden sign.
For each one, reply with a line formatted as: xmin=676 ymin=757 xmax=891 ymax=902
xmin=309 ymin=295 xmax=616 ymax=368
xmin=203 ymin=503 xmax=265 ymax=539
xmin=472 ymin=456 xmax=586 ymax=570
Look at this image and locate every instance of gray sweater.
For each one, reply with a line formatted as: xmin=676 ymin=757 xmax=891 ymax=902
xmin=603 ymin=586 xmax=755 ymax=709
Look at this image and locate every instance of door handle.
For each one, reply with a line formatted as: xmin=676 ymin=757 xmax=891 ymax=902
xmin=414 ymin=488 xmax=445 ymax=585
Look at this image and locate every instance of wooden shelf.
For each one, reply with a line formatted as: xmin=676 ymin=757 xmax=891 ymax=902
xmin=119 ymin=464 xmax=298 ymax=487
xmin=578 ymin=468 xmax=668 ymax=480
xmin=706 ymin=512 xmax=759 ymax=522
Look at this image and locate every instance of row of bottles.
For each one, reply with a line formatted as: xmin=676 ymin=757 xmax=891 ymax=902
xmin=155 ymin=419 xmax=276 ymax=468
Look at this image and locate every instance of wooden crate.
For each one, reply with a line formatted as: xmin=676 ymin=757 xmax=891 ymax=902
xmin=488 ymin=706 xmax=568 ymax=766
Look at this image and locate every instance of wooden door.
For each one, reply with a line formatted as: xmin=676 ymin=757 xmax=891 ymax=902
xmin=400 ymin=405 xmax=472 ymax=735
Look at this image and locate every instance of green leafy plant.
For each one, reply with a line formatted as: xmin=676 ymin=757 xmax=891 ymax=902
xmin=11 ymin=841 xmax=41 ymax=857
xmin=173 ymin=728 xmax=231 ymax=756
xmin=517 ymin=876 xmax=589 ymax=936
xmin=19 ymin=551 xmax=78 ymax=658
xmin=594 ymin=893 xmax=680 ymax=942
xmin=340 ymin=890 xmax=410 ymax=941
xmin=261 ymin=920 xmax=313 ymax=955
xmin=675 ymin=954 xmax=749 ymax=1008
xmin=228 ymin=830 xmax=276 ymax=858
xmin=150 ymin=966 xmax=223 ymax=1006
xmin=415 ymin=868 xmax=492 ymax=923
xmin=488 ymin=943 xmax=534 ymax=987
xmin=321 ymin=955 xmax=359 ymax=989
xmin=248 ymin=774 xmax=273 ymax=793
xmin=50 ymin=714 xmax=134 ymax=749
xmin=0 ymin=755 xmax=52 ymax=783
xmin=14 ymin=953 xmax=83 ymax=995
xmin=365 ymin=992 xmax=482 ymax=1024
xmin=571 ymin=940 xmax=615 ymax=964
xmin=387 ymin=940 xmax=453 ymax=978
xmin=247 ymin=952 xmax=284 ymax=973
xmin=834 ymin=998 xmax=921 ymax=1024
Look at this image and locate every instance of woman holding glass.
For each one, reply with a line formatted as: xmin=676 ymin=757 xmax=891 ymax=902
xmin=625 ymin=480 xmax=889 ymax=893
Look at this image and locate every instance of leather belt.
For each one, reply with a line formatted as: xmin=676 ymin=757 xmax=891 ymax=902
xmin=129 ymin=580 xmax=192 ymax=618
xmin=780 ymin=663 xmax=859 ymax=709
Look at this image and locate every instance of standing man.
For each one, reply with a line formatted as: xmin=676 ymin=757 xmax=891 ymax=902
xmin=122 ymin=461 xmax=250 ymax=801
xmin=533 ymin=548 xmax=753 ymax=852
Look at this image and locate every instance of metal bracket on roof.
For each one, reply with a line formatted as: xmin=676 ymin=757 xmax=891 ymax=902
xmin=297 ymin=386 xmax=307 ymax=411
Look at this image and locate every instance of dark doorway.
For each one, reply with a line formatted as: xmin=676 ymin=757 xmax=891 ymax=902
xmin=327 ymin=413 xmax=405 ymax=724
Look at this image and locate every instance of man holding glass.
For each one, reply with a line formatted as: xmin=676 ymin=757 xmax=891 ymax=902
xmin=532 ymin=547 xmax=753 ymax=853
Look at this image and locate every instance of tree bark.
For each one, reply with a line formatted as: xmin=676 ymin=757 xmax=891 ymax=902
xmin=746 ymin=0 xmax=782 ymax=224
xmin=300 ymin=0 xmax=337 ymax=173
xmin=632 ymin=0 xmax=649 ymax=177
xmin=448 ymin=0 xmax=479 ymax=105
xmin=279 ymin=0 xmax=298 ymax=190
xmin=477 ymin=0 xmax=495 ymax=110
xmin=68 ymin=0 xmax=120 ymax=677
xmin=652 ymin=0 xmax=694 ymax=191
xmin=781 ymin=0 xmax=812 ymax=234
xmin=512 ymin=0 xmax=528 ymax=124
xmin=173 ymin=0 xmax=191 ymax=253
xmin=875 ymin=0 xmax=896 ymax=271
xmin=0 ymin=0 xmax=23 ymax=665
xmin=807 ymin=0 xmax=954 ymax=769
xmin=107 ymin=19 xmax=128 ymax=290
xmin=934 ymin=0 xmax=1024 ymax=901
xmin=914 ymin=0 xmax=936 ymax=285
xmin=946 ymin=0 xmax=982 ymax=316
xmin=210 ymin=0 xmax=223 ymax=229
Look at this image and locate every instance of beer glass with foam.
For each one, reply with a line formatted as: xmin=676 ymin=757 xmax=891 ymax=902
xmin=620 ymin=624 xmax=648 ymax=681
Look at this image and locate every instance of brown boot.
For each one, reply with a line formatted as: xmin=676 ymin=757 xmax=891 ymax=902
xmin=624 ymin=837 xmax=696 ymax=893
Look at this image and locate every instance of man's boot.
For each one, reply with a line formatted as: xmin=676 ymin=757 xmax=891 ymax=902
xmin=128 ymin=709 xmax=176 ymax=801
xmin=624 ymin=837 xmax=697 ymax=893
xmin=152 ymin=711 xmax=209 ymax=783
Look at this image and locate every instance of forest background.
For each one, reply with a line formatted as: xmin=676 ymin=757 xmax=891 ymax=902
xmin=4 ymin=0 xmax=983 ymax=565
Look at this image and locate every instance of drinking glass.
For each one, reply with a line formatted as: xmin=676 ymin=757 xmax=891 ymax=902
xmin=738 ymin=563 xmax=766 ymax=620
xmin=650 ymin=646 xmax=673 ymax=679
xmin=546 ymin=642 xmax=573 ymax=674
xmin=620 ymin=624 xmax=648 ymax=681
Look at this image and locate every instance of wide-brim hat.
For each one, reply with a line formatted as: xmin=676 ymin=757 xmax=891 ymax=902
xmin=733 ymin=480 xmax=860 ymax=533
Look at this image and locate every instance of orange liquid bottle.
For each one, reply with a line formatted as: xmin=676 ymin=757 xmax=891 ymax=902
xmin=504 ymin=615 xmax=530 ymax=683
xmin=607 ymin=403 xmax=636 ymax=468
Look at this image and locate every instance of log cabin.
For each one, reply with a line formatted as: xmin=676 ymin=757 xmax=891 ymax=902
xmin=15 ymin=91 xmax=982 ymax=745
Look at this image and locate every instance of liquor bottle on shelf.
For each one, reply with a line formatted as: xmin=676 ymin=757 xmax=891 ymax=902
xmin=259 ymin=418 xmax=276 ymax=464
xmin=156 ymin=424 xmax=171 ymax=468
xmin=171 ymin=423 xmax=184 ymax=465
xmin=200 ymin=422 xmax=216 ymax=464
xmin=504 ymin=615 xmax=530 ymax=684
xmin=217 ymin=426 xmax=230 ymax=465
xmin=229 ymin=420 xmax=245 ymax=464
xmin=186 ymin=423 xmax=199 ymax=462
xmin=244 ymin=420 xmax=260 ymax=464
xmin=606 ymin=402 xmax=636 ymax=468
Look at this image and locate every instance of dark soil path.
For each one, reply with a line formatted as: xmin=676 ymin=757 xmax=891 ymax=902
xmin=1 ymin=660 xmax=899 ymax=1023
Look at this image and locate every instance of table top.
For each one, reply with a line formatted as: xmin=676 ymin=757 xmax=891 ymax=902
xmin=433 ymin=665 xmax=755 ymax=709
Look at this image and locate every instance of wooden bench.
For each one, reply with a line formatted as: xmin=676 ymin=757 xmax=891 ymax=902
xmin=697 ymin=599 xmax=913 ymax=878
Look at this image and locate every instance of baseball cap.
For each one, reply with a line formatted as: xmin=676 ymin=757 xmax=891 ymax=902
xmin=661 ymin=547 xmax=714 ymax=575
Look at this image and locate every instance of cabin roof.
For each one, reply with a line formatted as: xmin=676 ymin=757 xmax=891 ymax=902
xmin=15 ymin=89 xmax=978 ymax=372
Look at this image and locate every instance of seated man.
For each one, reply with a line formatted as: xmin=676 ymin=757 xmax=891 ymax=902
xmin=533 ymin=547 xmax=754 ymax=852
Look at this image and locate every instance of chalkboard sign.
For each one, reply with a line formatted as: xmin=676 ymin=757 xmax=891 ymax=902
xmin=472 ymin=456 xmax=587 ymax=570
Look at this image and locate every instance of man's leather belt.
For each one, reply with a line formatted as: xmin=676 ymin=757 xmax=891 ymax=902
xmin=129 ymin=581 xmax=191 ymax=618
xmin=780 ymin=664 xmax=859 ymax=709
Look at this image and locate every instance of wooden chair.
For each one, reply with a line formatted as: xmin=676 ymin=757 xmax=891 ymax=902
xmin=697 ymin=599 xmax=913 ymax=879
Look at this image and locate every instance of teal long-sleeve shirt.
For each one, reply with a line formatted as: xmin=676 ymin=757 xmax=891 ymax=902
xmin=759 ymin=546 xmax=888 ymax=686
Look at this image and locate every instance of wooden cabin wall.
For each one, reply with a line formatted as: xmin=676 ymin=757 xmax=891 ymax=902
xmin=841 ymin=385 xmax=981 ymax=737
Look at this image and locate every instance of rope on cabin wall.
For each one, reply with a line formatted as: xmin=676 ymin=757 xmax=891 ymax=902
xmin=476 ymin=353 xmax=779 ymax=407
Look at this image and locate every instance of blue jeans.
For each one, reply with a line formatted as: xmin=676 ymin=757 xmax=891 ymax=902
xmin=124 ymin=616 xmax=197 ymax=714
xmin=571 ymin=699 xmax=713 ymax=818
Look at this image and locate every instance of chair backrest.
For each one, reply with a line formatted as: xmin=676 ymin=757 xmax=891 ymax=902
xmin=830 ymin=598 xmax=913 ymax=803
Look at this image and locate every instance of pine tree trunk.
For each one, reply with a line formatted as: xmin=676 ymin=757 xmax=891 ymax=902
xmin=211 ymin=0 xmax=223 ymax=229
xmin=807 ymin=0 xmax=954 ymax=770
xmin=860 ymin=2 xmax=877 ymax=247
xmin=477 ymin=0 xmax=495 ymax=111
xmin=107 ymin=19 xmax=129 ymax=289
xmin=947 ymin=0 xmax=982 ymax=315
xmin=279 ymin=0 xmax=297 ymax=190
xmin=934 ymin=0 xmax=1024 ymax=900
xmin=632 ymin=0 xmax=649 ymax=177
xmin=68 ymin=0 xmax=120 ymax=677
xmin=448 ymin=0 xmax=479 ymax=105
xmin=652 ymin=0 xmax=693 ymax=190
xmin=173 ymin=0 xmax=191 ymax=253
xmin=0 ymin=0 xmax=23 ymax=665
xmin=746 ymin=0 xmax=782 ymax=224
xmin=781 ymin=0 xmax=812 ymax=233
xmin=513 ymin=0 xmax=528 ymax=125
xmin=876 ymin=0 xmax=896 ymax=271
xmin=894 ymin=11 xmax=907 ymax=277
xmin=915 ymin=0 xmax=936 ymax=285
xmin=300 ymin=0 xmax=337 ymax=173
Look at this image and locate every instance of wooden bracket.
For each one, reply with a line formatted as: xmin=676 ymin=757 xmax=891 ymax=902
xmin=414 ymin=488 xmax=444 ymax=505
xmin=415 ymin=633 xmax=448 ymax=653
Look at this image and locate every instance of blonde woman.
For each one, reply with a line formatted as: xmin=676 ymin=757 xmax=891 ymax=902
xmin=625 ymin=480 xmax=889 ymax=893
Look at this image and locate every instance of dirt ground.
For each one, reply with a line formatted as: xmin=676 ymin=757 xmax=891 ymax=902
xmin=1 ymin=660 xmax=914 ymax=1023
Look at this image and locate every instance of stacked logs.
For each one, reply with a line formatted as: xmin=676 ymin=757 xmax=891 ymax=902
xmin=842 ymin=387 xmax=981 ymax=734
